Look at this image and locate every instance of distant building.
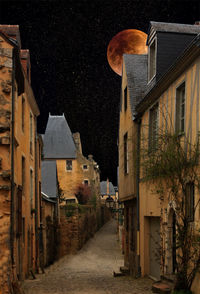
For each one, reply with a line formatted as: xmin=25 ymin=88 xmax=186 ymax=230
xmin=43 ymin=114 xmax=100 ymax=205
xmin=100 ymin=179 xmax=116 ymax=204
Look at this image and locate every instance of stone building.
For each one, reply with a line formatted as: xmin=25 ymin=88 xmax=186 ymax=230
xmin=41 ymin=160 xmax=58 ymax=267
xmin=119 ymin=21 xmax=200 ymax=293
xmin=100 ymin=179 xmax=116 ymax=204
xmin=0 ymin=25 xmax=41 ymax=293
xmin=43 ymin=114 xmax=100 ymax=205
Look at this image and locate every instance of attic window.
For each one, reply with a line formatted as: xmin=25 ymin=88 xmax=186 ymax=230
xmin=66 ymin=160 xmax=72 ymax=171
xmin=124 ymin=86 xmax=127 ymax=111
xmin=148 ymin=38 xmax=156 ymax=81
xmin=175 ymin=82 xmax=185 ymax=134
xmin=83 ymin=164 xmax=88 ymax=170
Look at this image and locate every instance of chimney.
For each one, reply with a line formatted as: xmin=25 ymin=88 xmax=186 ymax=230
xmin=88 ymin=154 xmax=93 ymax=161
xmin=107 ymin=178 xmax=109 ymax=195
xmin=73 ymin=132 xmax=82 ymax=154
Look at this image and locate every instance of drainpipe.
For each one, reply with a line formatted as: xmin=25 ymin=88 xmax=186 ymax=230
xmin=10 ymin=48 xmax=16 ymax=265
xmin=34 ymin=120 xmax=38 ymax=271
xmin=136 ymin=118 xmax=141 ymax=276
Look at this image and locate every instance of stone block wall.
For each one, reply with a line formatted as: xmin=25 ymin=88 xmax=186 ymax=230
xmin=56 ymin=206 xmax=111 ymax=260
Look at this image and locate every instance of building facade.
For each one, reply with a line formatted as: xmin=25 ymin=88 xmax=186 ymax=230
xmin=119 ymin=21 xmax=200 ymax=292
xmin=43 ymin=114 xmax=100 ymax=205
xmin=0 ymin=25 xmax=41 ymax=293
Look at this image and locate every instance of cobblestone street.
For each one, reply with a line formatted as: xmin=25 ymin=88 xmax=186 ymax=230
xmin=22 ymin=220 xmax=153 ymax=294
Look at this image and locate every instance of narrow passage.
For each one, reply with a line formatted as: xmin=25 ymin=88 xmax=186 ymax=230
xmin=22 ymin=220 xmax=152 ymax=294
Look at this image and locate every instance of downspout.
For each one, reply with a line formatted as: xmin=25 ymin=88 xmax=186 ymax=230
xmin=34 ymin=120 xmax=38 ymax=271
xmin=136 ymin=118 xmax=141 ymax=276
xmin=10 ymin=48 xmax=16 ymax=265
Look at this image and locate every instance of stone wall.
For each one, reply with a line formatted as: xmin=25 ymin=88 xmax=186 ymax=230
xmin=56 ymin=205 xmax=111 ymax=259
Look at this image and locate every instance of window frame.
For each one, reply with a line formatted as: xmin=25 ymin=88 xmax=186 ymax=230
xmin=124 ymin=86 xmax=127 ymax=111
xmin=22 ymin=96 xmax=25 ymax=132
xmin=82 ymin=164 xmax=88 ymax=170
xmin=30 ymin=168 xmax=33 ymax=211
xmin=185 ymin=182 xmax=194 ymax=222
xmin=66 ymin=159 xmax=73 ymax=171
xmin=149 ymin=102 xmax=159 ymax=151
xmin=175 ymin=82 xmax=185 ymax=135
xmin=83 ymin=179 xmax=89 ymax=186
xmin=30 ymin=112 xmax=33 ymax=155
xmin=124 ymin=132 xmax=128 ymax=174
xmin=148 ymin=37 xmax=157 ymax=82
xmin=22 ymin=156 xmax=25 ymax=194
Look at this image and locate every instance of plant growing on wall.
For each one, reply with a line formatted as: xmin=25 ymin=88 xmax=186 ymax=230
xmin=140 ymin=129 xmax=200 ymax=291
xmin=75 ymin=183 xmax=92 ymax=205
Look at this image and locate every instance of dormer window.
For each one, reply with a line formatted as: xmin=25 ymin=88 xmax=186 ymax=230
xmin=148 ymin=38 xmax=156 ymax=81
xmin=124 ymin=86 xmax=127 ymax=111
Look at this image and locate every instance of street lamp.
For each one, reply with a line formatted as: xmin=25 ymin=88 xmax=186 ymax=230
xmin=105 ymin=196 xmax=114 ymax=210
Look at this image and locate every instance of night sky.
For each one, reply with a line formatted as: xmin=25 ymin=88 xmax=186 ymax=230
xmin=0 ymin=0 xmax=200 ymax=185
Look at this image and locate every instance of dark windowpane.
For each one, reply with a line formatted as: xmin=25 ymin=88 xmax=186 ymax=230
xmin=66 ymin=160 xmax=72 ymax=171
xmin=149 ymin=103 xmax=158 ymax=151
xmin=185 ymin=182 xmax=194 ymax=222
xmin=124 ymin=87 xmax=127 ymax=111
xmin=176 ymin=83 xmax=185 ymax=134
xmin=124 ymin=133 xmax=128 ymax=174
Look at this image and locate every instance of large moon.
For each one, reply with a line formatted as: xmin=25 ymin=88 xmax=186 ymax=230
xmin=107 ymin=29 xmax=148 ymax=76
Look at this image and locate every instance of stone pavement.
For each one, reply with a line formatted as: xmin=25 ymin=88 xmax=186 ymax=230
xmin=22 ymin=219 xmax=153 ymax=294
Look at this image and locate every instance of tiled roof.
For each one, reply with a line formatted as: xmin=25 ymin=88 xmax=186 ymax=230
xmin=100 ymin=181 xmax=116 ymax=196
xmin=43 ymin=114 xmax=77 ymax=159
xmin=123 ymin=54 xmax=148 ymax=119
xmin=0 ymin=25 xmax=21 ymax=47
xmin=41 ymin=160 xmax=57 ymax=198
xmin=147 ymin=21 xmax=200 ymax=44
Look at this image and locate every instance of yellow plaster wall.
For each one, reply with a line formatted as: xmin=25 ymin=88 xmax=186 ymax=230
xmin=118 ymin=61 xmax=137 ymax=202
xmin=139 ymin=55 xmax=200 ymax=278
xmin=0 ymin=33 xmax=41 ymax=291
xmin=57 ymin=152 xmax=100 ymax=203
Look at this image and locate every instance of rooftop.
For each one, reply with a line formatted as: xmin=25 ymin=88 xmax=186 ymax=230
xmin=43 ymin=114 xmax=77 ymax=159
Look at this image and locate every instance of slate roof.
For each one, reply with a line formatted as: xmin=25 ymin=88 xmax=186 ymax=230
xmin=41 ymin=160 xmax=57 ymax=198
xmin=123 ymin=54 xmax=148 ymax=119
xmin=43 ymin=114 xmax=77 ymax=159
xmin=147 ymin=21 xmax=200 ymax=44
xmin=100 ymin=181 xmax=116 ymax=196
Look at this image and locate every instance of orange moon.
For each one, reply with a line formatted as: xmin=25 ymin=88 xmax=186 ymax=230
xmin=107 ymin=29 xmax=148 ymax=76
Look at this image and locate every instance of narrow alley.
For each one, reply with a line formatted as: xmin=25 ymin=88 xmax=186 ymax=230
xmin=22 ymin=220 xmax=153 ymax=294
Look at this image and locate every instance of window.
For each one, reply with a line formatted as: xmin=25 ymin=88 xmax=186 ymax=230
xmin=124 ymin=86 xmax=127 ymax=111
xmin=149 ymin=103 xmax=158 ymax=151
xmin=175 ymin=82 xmax=185 ymax=134
xmin=84 ymin=180 xmax=89 ymax=186
xmin=148 ymin=39 xmax=156 ymax=81
xmin=83 ymin=164 xmax=88 ymax=170
xmin=30 ymin=169 xmax=33 ymax=210
xmin=66 ymin=199 xmax=76 ymax=204
xmin=38 ymin=146 xmax=41 ymax=168
xmin=22 ymin=156 xmax=25 ymax=193
xmin=22 ymin=217 xmax=25 ymax=243
xmin=185 ymin=182 xmax=194 ymax=222
xmin=124 ymin=133 xmax=128 ymax=174
xmin=22 ymin=96 xmax=25 ymax=132
xmin=30 ymin=113 xmax=33 ymax=154
xmin=66 ymin=160 xmax=72 ymax=171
